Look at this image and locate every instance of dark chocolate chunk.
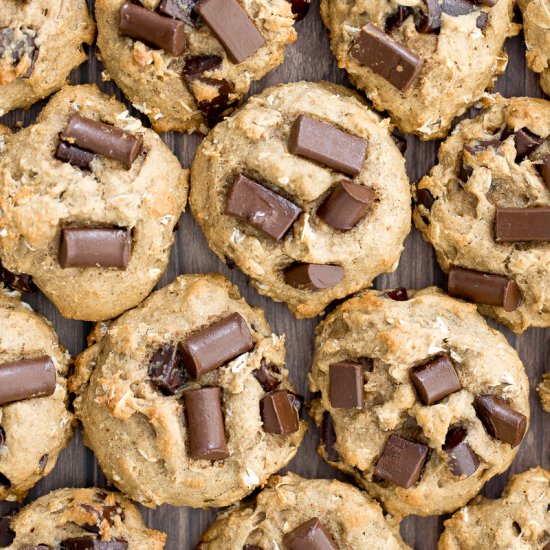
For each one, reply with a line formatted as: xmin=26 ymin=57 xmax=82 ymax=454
xmin=225 ymin=174 xmax=302 ymax=241
xmin=329 ymin=362 xmax=364 ymax=409
xmin=288 ymin=114 xmax=368 ymax=176
xmin=178 ymin=312 xmax=254 ymax=379
xmin=0 ymin=27 xmax=38 ymax=78
xmin=282 ymin=517 xmax=339 ymax=550
xmin=38 ymin=454 xmax=48 ymax=471
xmin=385 ymin=6 xmax=413 ymax=31
xmin=260 ymin=390 xmax=300 ymax=435
xmin=182 ymin=55 xmax=223 ymax=80
xmin=464 ymin=139 xmax=502 ymax=155
xmin=183 ymin=387 xmax=229 ymax=460
xmin=190 ymin=77 xmax=236 ymax=124
xmin=148 ymin=345 xmax=187 ymax=394
xmin=474 ymin=395 xmax=527 ymax=447
xmin=383 ymin=288 xmax=409 ymax=301
xmin=321 ymin=411 xmax=340 ymax=461
xmin=59 ymin=228 xmax=132 ymax=269
xmin=350 ymin=23 xmax=423 ymax=92
xmin=476 ymin=12 xmax=489 ymax=29
xmin=494 ymin=207 xmax=550 ymax=242
xmin=55 ymin=141 xmax=96 ymax=171
xmin=374 ymin=435 xmax=429 ymax=488
xmin=502 ymin=126 xmax=543 ymax=160
xmin=0 ymin=515 xmax=15 ymax=547
xmin=0 ymin=356 xmax=56 ymax=405
xmin=415 ymin=0 xmax=442 ymax=33
xmin=284 ymin=263 xmax=344 ymax=291
xmin=538 ymin=154 xmax=550 ymax=188
xmin=63 ymin=538 xmax=128 ymax=550
xmin=410 ymin=354 xmax=461 ymax=406
xmin=119 ymin=2 xmax=186 ymax=56
xmin=195 ymin=0 xmax=266 ymax=63
xmin=0 ymin=261 xmax=34 ymax=293
xmin=158 ymin=0 xmax=198 ymax=26
xmin=392 ymin=132 xmax=407 ymax=154
xmin=253 ymin=360 xmax=281 ymax=392
xmin=286 ymin=0 xmax=310 ymax=21
xmin=416 ymin=188 xmax=435 ymax=210
xmin=317 ymin=181 xmax=375 ymax=230
xmin=448 ymin=266 xmax=521 ymax=312
xmin=443 ymin=427 xmax=480 ymax=477
xmin=79 ymin=502 xmax=122 ymax=534
xmin=0 ymin=427 xmax=4 ymax=449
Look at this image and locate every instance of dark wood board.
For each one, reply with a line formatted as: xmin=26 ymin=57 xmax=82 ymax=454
xmin=0 ymin=2 xmax=548 ymax=548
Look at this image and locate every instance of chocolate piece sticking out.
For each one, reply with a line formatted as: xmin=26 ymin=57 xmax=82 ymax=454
xmin=416 ymin=188 xmax=435 ymax=210
xmin=253 ymin=360 xmax=281 ymax=392
xmin=178 ymin=313 xmax=254 ymax=379
xmin=260 ymin=390 xmax=300 ymax=435
xmin=62 ymin=114 xmax=143 ymax=167
xmin=195 ymin=0 xmax=266 ymax=64
xmin=225 ymin=174 xmax=302 ymax=241
xmin=59 ymin=228 xmax=132 ymax=269
xmin=321 ymin=411 xmax=340 ymax=461
xmin=374 ymin=435 xmax=429 ymax=488
xmin=158 ymin=0 xmax=198 ymax=26
xmin=288 ymin=115 xmax=368 ymax=176
xmin=0 ymin=27 xmax=38 ymax=79
xmin=415 ymin=0 xmax=441 ymax=33
xmin=0 ymin=261 xmax=34 ymax=293
xmin=0 ymin=427 xmax=4 ymax=449
xmin=410 ymin=354 xmax=461 ymax=406
xmin=0 ymin=356 xmax=56 ymax=405
xmin=55 ymin=141 xmax=96 ymax=171
xmin=495 ymin=208 xmax=550 ymax=242
xmin=538 ymin=154 xmax=550 ymax=188
xmin=502 ymin=126 xmax=543 ymax=160
xmin=476 ymin=12 xmax=489 ymax=29
xmin=329 ymin=362 xmax=364 ymax=409
xmin=443 ymin=427 xmax=480 ymax=477
xmin=286 ymin=0 xmax=310 ymax=21
xmin=119 ymin=2 xmax=186 ymax=56
xmin=182 ymin=55 xmax=223 ymax=80
xmin=0 ymin=515 xmax=15 ymax=547
xmin=351 ymin=23 xmax=423 ymax=92
xmin=80 ymin=502 xmax=120 ymax=534
xmin=282 ymin=517 xmax=339 ymax=550
xmin=188 ymin=76 xmax=236 ymax=124
xmin=474 ymin=395 xmax=527 ymax=447
xmin=284 ymin=264 xmax=344 ymax=291
xmin=385 ymin=6 xmax=413 ymax=31
xmin=183 ymin=387 xmax=229 ymax=460
xmin=383 ymin=288 xmax=409 ymax=301
xmin=148 ymin=344 xmax=187 ymax=394
xmin=448 ymin=266 xmax=521 ymax=312
xmin=63 ymin=538 xmax=128 ymax=550
xmin=317 ymin=181 xmax=375 ymax=230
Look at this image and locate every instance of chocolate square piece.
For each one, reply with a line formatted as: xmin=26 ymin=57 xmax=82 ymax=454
xmin=474 ymin=395 xmax=527 ymax=447
xmin=148 ymin=345 xmax=187 ymax=394
xmin=443 ymin=427 xmax=480 ymax=477
xmin=55 ymin=142 xmax=96 ymax=170
xmin=0 ymin=356 xmax=56 ymax=405
xmin=253 ymin=360 xmax=281 ymax=392
xmin=329 ymin=362 xmax=364 ymax=409
xmin=260 ymin=390 xmax=300 ymax=435
xmin=282 ymin=517 xmax=339 ymax=550
xmin=284 ymin=263 xmax=344 ymax=291
xmin=502 ymin=126 xmax=543 ymax=160
xmin=495 ymin=207 xmax=550 ymax=242
xmin=383 ymin=288 xmax=409 ymax=301
xmin=410 ymin=354 xmax=461 ymax=405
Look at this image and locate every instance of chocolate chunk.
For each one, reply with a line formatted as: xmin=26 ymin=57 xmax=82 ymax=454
xmin=416 ymin=188 xmax=435 ymax=210
xmin=494 ymin=207 xmax=550 ymax=242
xmin=282 ymin=517 xmax=339 ymax=550
xmin=119 ymin=2 xmax=186 ymax=56
xmin=0 ymin=27 xmax=38 ymax=78
xmin=410 ymin=354 xmax=461 ymax=406
xmin=441 ymin=0 xmax=476 ymax=16
xmin=0 ymin=356 xmax=56 ymax=405
xmin=443 ymin=427 xmax=480 ymax=477
xmin=286 ymin=0 xmax=310 ymax=21
xmin=178 ymin=313 xmax=254 ymax=379
xmin=0 ymin=427 xmax=4 ymax=449
xmin=79 ymin=502 xmax=122 ymax=534
xmin=476 ymin=12 xmax=489 ymax=29
xmin=55 ymin=141 xmax=96 ymax=171
xmin=448 ymin=266 xmax=521 ymax=312
xmin=464 ymin=139 xmax=502 ymax=155
xmin=225 ymin=174 xmax=302 ymax=241
xmin=158 ymin=0 xmax=198 ymax=26
xmin=38 ymin=454 xmax=48 ymax=471
xmin=538 ymin=154 xmax=550 ymax=188
xmin=0 ymin=515 xmax=15 ymax=547
xmin=374 ymin=435 xmax=429 ymax=488
xmin=253 ymin=360 xmax=281 ymax=392
xmin=385 ymin=6 xmax=413 ymax=31
xmin=148 ymin=345 xmax=187 ymax=394
xmin=260 ymin=390 xmax=300 ymax=435
xmin=415 ymin=0 xmax=441 ymax=33
xmin=189 ymin=77 xmax=236 ymax=124
xmin=329 ymin=362 xmax=364 ymax=409
xmin=183 ymin=387 xmax=229 ymax=460
xmin=195 ymin=0 xmax=265 ymax=63
xmin=383 ymin=288 xmax=409 ymax=301
xmin=474 ymin=395 xmax=527 ymax=447
xmin=317 ymin=181 xmax=375 ymax=230
xmin=284 ymin=264 xmax=344 ymax=291
xmin=0 ymin=261 xmax=34 ymax=293
xmin=182 ymin=55 xmax=223 ymax=80
xmin=321 ymin=411 xmax=340 ymax=461
xmin=392 ymin=132 xmax=407 ymax=154
xmin=62 ymin=114 xmax=143 ymax=167
xmin=502 ymin=126 xmax=543 ymax=160
xmin=63 ymin=538 xmax=128 ymax=550
xmin=288 ymin=115 xmax=368 ymax=176
xmin=59 ymin=228 xmax=132 ymax=269
xmin=351 ymin=23 xmax=423 ymax=92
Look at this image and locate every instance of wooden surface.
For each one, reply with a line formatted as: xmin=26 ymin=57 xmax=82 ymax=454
xmin=0 ymin=2 xmax=549 ymax=548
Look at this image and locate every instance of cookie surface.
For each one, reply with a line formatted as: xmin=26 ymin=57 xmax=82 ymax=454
xmin=95 ymin=0 xmax=297 ymax=133
xmin=439 ymin=467 xmax=550 ymax=549
xmin=0 ymin=0 xmax=95 ymax=116
xmin=0 ymin=84 xmax=188 ymax=322
xmin=309 ymin=287 xmax=530 ymax=518
xmin=320 ymin=0 xmax=515 ymax=140
xmin=197 ymin=472 xmax=410 ymax=549
xmin=414 ymin=95 xmax=550 ymax=333
xmin=190 ymin=81 xmax=411 ymax=319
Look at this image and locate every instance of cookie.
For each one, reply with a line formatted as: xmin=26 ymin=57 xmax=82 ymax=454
xmin=309 ymin=287 xmax=530 ymax=518
xmin=0 ymin=289 xmax=73 ymax=502
xmin=0 ymin=0 xmax=95 ymax=117
xmin=70 ymin=273 xmax=306 ymax=508
xmin=320 ymin=0 xmax=516 ymax=140
xmin=1 ymin=487 xmax=166 ymax=549
xmin=196 ymin=472 xmax=410 ymax=549
xmin=0 ymin=84 xmax=188 ymax=322
xmin=438 ymin=467 xmax=550 ymax=549
xmin=190 ymin=81 xmax=411 ymax=319
xmin=414 ymin=95 xmax=550 ymax=333
xmin=95 ymin=0 xmax=297 ymax=134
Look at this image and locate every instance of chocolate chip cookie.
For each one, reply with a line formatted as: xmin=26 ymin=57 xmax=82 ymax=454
xmin=196 ymin=472 xmax=410 ymax=549
xmin=320 ymin=0 xmax=516 ymax=140
xmin=0 ymin=487 xmax=166 ymax=549
xmin=439 ymin=467 xmax=550 ymax=549
xmin=0 ymin=0 xmax=95 ymax=117
xmin=0 ymin=289 xmax=73 ymax=502
xmin=0 ymin=84 xmax=188 ymax=322
xmin=70 ymin=273 xmax=306 ymax=508
xmin=95 ymin=0 xmax=297 ymax=133
xmin=309 ymin=287 xmax=530 ymax=518
xmin=414 ymin=95 xmax=550 ymax=333
xmin=190 ymin=81 xmax=411 ymax=319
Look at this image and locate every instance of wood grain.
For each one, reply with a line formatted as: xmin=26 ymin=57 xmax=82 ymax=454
xmin=0 ymin=2 xmax=549 ymax=548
